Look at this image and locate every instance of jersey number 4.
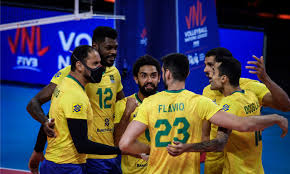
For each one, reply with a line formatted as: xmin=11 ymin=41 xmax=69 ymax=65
xmin=154 ymin=117 xmax=190 ymax=147
xmin=96 ymin=88 xmax=113 ymax=109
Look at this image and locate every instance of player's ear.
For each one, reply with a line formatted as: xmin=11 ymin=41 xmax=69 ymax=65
xmin=76 ymin=61 xmax=84 ymax=72
xmin=133 ymin=75 xmax=138 ymax=84
xmin=164 ymin=69 xmax=169 ymax=79
xmin=92 ymin=42 xmax=99 ymax=50
xmin=221 ymin=75 xmax=227 ymax=83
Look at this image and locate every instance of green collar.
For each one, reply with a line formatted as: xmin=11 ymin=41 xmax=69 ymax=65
xmin=67 ymin=75 xmax=85 ymax=90
xmin=135 ymin=93 xmax=142 ymax=103
xmin=165 ymin=89 xmax=185 ymax=93
xmin=232 ymin=90 xmax=245 ymax=95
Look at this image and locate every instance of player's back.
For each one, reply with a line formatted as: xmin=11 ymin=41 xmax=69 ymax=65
xmin=221 ymin=90 xmax=264 ymax=174
xmin=141 ymin=89 xmax=219 ymax=174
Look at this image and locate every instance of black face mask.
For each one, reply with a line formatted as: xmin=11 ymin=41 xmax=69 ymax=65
xmin=82 ymin=62 xmax=105 ymax=83
xmin=72 ymin=53 xmax=105 ymax=83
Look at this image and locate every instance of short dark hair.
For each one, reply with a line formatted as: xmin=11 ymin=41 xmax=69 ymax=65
xmin=71 ymin=45 xmax=95 ymax=71
xmin=161 ymin=53 xmax=189 ymax=81
xmin=205 ymin=47 xmax=232 ymax=61
xmin=133 ymin=55 xmax=161 ymax=77
xmin=92 ymin=26 xmax=117 ymax=43
xmin=216 ymin=56 xmax=241 ymax=87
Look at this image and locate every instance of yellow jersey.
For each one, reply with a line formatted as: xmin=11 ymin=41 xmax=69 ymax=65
xmin=86 ymin=66 xmax=123 ymax=159
xmin=50 ymin=65 xmax=123 ymax=159
xmin=114 ymin=93 xmax=150 ymax=174
xmin=134 ymin=89 xmax=221 ymax=174
xmin=45 ymin=75 xmax=93 ymax=164
xmin=203 ymin=78 xmax=269 ymax=174
xmin=220 ymin=90 xmax=263 ymax=174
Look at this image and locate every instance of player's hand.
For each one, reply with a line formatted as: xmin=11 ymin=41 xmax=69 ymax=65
xmin=167 ymin=141 xmax=189 ymax=157
xmin=124 ymin=97 xmax=138 ymax=116
xmin=28 ymin=150 xmax=44 ymax=174
xmin=140 ymin=153 xmax=149 ymax=161
xmin=277 ymin=115 xmax=288 ymax=137
xmin=43 ymin=118 xmax=56 ymax=138
xmin=246 ymin=55 xmax=269 ymax=82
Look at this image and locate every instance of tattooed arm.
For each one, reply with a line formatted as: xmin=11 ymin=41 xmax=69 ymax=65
xmin=167 ymin=127 xmax=230 ymax=156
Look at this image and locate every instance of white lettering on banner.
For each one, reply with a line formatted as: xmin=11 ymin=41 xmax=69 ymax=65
xmin=59 ymin=31 xmax=92 ymax=51
xmin=58 ymin=55 xmax=70 ymax=70
xmin=14 ymin=56 xmax=40 ymax=72
xmin=74 ymin=33 xmax=92 ymax=47
xmin=140 ymin=38 xmax=147 ymax=46
xmin=17 ymin=56 xmax=38 ymax=67
xmin=184 ymin=26 xmax=208 ymax=43
xmin=58 ymin=30 xmax=76 ymax=51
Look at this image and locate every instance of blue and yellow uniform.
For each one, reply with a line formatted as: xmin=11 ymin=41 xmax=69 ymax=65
xmin=114 ymin=93 xmax=150 ymax=174
xmin=50 ymin=65 xmax=123 ymax=173
xmin=203 ymin=78 xmax=269 ymax=174
xmin=41 ymin=75 xmax=92 ymax=174
xmin=134 ymin=89 xmax=221 ymax=174
xmin=220 ymin=90 xmax=263 ymax=174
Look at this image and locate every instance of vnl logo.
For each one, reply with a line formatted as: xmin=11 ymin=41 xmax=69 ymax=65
xmin=7 ymin=26 xmax=50 ymax=72
xmin=185 ymin=0 xmax=206 ymax=30
xmin=183 ymin=0 xmax=208 ymax=46
xmin=140 ymin=28 xmax=147 ymax=46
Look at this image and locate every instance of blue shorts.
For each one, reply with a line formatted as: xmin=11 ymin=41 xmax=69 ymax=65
xmin=86 ymin=157 xmax=122 ymax=174
xmin=40 ymin=159 xmax=86 ymax=174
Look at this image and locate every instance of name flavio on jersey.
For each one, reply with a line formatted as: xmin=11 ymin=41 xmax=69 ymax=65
xmin=158 ymin=103 xmax=185 ymax=113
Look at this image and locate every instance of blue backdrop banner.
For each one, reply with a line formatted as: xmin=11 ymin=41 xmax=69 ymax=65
xmin=176 ymin=0 xmax=219 ymax=93
xmin=1 ymin=6 xmax=114 ymax=85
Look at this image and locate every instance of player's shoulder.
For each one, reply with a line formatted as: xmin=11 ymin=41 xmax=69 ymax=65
xmin=221 ymin=90 xmax=248 ymax=106
xmin=202 ymin=84 xmax=221 ymax=97
xmin=105 ymin=66 xmax=120 ymax=75
xmin=51 ymin=65 xmax=71 ymax=84
xmin=61 ymin=76 xmax=84 ymax=92
xmin=203 ymin=84 xmax=211 ymax=93
xmin=239 ymin=77 xmax=260 ymax=86
xmin=243 ymin=89 xmax=259 ymax=99
xmin=141 ymin=91 xmax=164 ymax=104
xmin=57 ymin=65 xmax=71 ymax=74
xmin=57 ymin=78 xmax=86 ymax=101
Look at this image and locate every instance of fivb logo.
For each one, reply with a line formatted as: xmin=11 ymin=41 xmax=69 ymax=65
xmin=183 ymin=0 xmax=208 ymax=44
xmin=8 ymin=26 xmax=50 ymax=72
xmin=140 ymin=28 xmax=147 ymax=46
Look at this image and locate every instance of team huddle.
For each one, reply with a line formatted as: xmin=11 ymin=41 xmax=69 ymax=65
xmin=27 ymin=26 xmax=289 ymax=174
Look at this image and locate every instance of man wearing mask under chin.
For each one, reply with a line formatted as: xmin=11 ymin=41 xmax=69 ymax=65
xmin=40 ymin=45 xmax=121 ymax=174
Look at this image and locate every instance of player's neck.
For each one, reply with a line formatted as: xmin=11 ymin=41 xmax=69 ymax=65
xmin=167 ymin=80 xmax=185 ymax=91
xmin=223 ymin=84 xmax=241 ymax=97
xmin=69 ymin=71 xmax=88 ymax=88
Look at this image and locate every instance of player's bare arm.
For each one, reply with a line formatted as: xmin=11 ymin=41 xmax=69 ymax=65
xmin=209 ymin=110 xmax=288 ymax=137
xmin=167 ymin=127 xmax=230 ymax=156
xmin=201 ymin=120 xmax=211 ymax=141
xmin=246 ymin=55 xmax=290 ymax=111
xmin=119 ymin=120 xmax=150 ymax=154
xmin=28 ymin=151 xmax=44 ymax=174
xmin=26 ymin=82 xmax=56 ymax=137
xmin=114 ymin=97 xmax=138 ymax=146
